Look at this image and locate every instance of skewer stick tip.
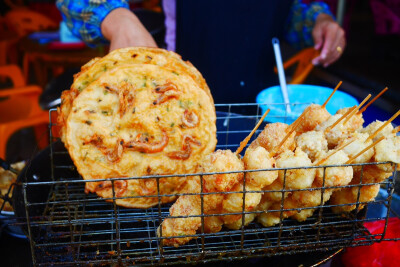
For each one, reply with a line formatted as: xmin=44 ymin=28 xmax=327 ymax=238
xmin=235 ymin=108 xmax=270 ymax=154
xmin=358 ymin=87 xmax=388 ymax=114
xmin=322 ymin=81 xmax=342 ymax=108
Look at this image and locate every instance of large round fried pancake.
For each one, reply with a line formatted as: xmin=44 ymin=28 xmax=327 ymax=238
xmin=66 ymin=64 xmax=217 ymax=208
xmin=58 ymin=47 xmax=212 ymax=143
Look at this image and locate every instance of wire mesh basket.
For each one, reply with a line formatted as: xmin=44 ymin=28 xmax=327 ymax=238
xmin=2 ymin=103 xmax=400 ymax=266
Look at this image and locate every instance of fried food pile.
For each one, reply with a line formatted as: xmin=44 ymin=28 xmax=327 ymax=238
xmin=159 ymin=101 xmax=400 ymax=247
xmin=0 ymin=161 xmax=25 ymax=212
xmin=58 ymin=47 xmax=217 ymax=208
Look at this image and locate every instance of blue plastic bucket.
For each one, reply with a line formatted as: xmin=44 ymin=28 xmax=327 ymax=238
xmin=256 ymin=84 xmax=359 ymax=124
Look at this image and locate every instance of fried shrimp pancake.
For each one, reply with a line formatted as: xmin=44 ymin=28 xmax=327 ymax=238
xmin=58 ymin=47 xmax=213 ymax=143
xmin=65 ymin=64 xmax=217 ymax=208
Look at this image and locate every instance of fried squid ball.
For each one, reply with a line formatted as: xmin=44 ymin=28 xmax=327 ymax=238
xmin=221 ymin=183 xmax=262 ymax=225
xmin=275 ymin=148 xmax=316 ymax=190
xmin=295 ymin=104 xmax=331 ymax=135
xmin=243 ymin=146 xmax=279 ymax=188
xmin=263 ymin=177 xmax=291 ymax=202
xmin=257 ymin=196 xmax=298 ymax=227
xmin=295 ymin=131 xmax=328 ymax=162
xmin=330 ymin=184 xmax=380 ymax=213
xmin=373 ymin=136 xmax=400 ymax=172
xmin=315 ymin=114 xmax=349 ymax=148
xmin=314 ymin=150 xmax=353 ymax=188
xmin=336 ymin=107 xmax=364 ymax=132
xmin=249 ymin=122 xmax=296 ymax=155
xmin=338 ymin=132 xmax=374 ymax=164
xmin=289 ymin=186 xmax=334 ymax=222
xmin=352 ymin=164 xmax=393 ymax=184
xmin=360 ymin=120 xmax=395 ymax=142
xmin=225 ymin=193 xmax=272 ymax=230
xmin=158 ymin=149 xmax=244 ymax=247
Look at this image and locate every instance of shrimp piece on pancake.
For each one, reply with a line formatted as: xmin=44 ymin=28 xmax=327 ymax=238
xmin=330 ymin=184 xmax=380 ymax=213
xmin=336 ymin=107 xmax=364 ymax=132
xmin=158 ymin=149 xmax=244 ymax=246
xmin=314 ymin=150 xmax=353 ymax=188
xmin=295 ymin=131 xmax=328 ymax=162
xmin=249 ymin=122 xmax=296 ymax=156
xmin=295 ymin=104 xmax=331 ymax=135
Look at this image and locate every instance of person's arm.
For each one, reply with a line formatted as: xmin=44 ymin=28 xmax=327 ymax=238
xmin=101 ymin=8 xmax=157 ymax=51
xmin=285 ymin=0 xmax=345 ymax=67
xmin=56 ymin=0 xmax=157 ymax=50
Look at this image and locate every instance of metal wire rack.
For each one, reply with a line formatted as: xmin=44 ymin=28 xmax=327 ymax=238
xmin=1 ymin=103 xmax=400 ymax=266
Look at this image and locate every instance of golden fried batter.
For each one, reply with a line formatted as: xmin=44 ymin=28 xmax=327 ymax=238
xmin=65 ymin=64 xmax=216 ymax=208
xmin=295 ymin=104 xmax=331 ymax=135
xmin=249 ymin=122 xmax=296 ymax=155
xmin=58 ymin=47 xmax=213 ymax=143
xmin=158 ymin=150 xmax=244 ymax=246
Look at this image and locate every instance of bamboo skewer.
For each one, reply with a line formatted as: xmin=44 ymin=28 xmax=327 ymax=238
xmin=358 ymin=87 xmax=388 ymax=114
xmin=342 ymin=94 xmax=372 ymax=125
xmin=314 ymin=138 xmax=356 ymax=166
xmin=322 ymin=81 xmax=342 ymax=108
xmin=270 ymin=116 xmax=305 ymax=157
xmin=346 ymin=136 xmax=386 ymax=164
xmin=393 ymin=126 xmax=400 ymax=134
xmin=235 ymin=109 xmax=270 ymax=155
xmin=324 ymin=106 xmax=357 ymax=133
xmin=366 ymin=109 xmax=400 ymax=142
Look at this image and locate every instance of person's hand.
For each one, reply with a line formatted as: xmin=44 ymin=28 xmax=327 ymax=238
xmin=311 ymin=13 xmax=346 ymax=67
xmin=101 ymin=8 xmax=157 ymax=51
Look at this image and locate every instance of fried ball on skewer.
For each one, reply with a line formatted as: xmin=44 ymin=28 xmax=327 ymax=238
xmin=338 ymin=132 xmax=374 ymax=164
xmin=360 ymin=120 xmax=395 ymax=142
xmin=262 ymin=178 xmax=292 ymax=202
xmin=275 ymin=148 xmax=316 ymax=190
xmin=314 ymin=150 xmax=353 ymax=188
xmin=243 ymin=146 xmax=279 ymax=188
xmin=257 ymin=195 xmax=299 ymax=227
xmin=330 ymin=184 xmax=380 ymax=213
xmin=336 ymin=107 xmax=364 ymax=132
xmin=225 ymin=193 xmax=272 ymax=230
xmin=295 ymin=131 xmax=328 ymax=162
xmin=352 ymin=164 xmax=393 ymax=185
xmin=221 ymin=183 xmax=262 ymax=225
xmin=221 ymin=145 xmax=278 ymax=226
xmin=295 ymin=104 xmax=331 ymax=135
xmin=249 ymin=122 xmax=296 ymax=156
xmin=158 ymin=149 xmax=244 ymax=247
xmin=289 ymin=185 xmax=334 ymax=222
xmin=315 ymin=114 xmax=349 ymax=148
xmin=373 ymin=136 xmax=400 ymax=172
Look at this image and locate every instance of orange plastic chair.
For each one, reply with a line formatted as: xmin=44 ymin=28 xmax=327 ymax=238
xmin=275 ymin=47 xmax=320 ymax=84
xmin=0 ymin=65 xmax=49 ymax=159
xmin=4 ymin=9 xmax=57 ymax=37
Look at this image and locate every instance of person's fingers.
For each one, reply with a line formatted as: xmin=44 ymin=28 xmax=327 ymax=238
xmin=313 ymin=24 xmax=346 ymax=67
xmin=312 ymin=22 xmax=324 ymax=51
